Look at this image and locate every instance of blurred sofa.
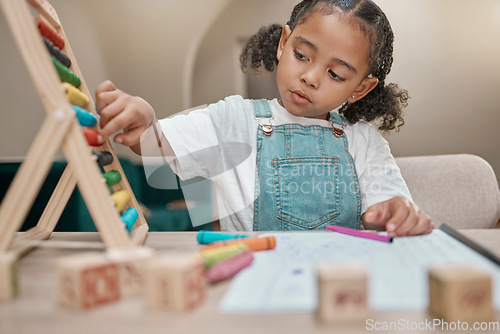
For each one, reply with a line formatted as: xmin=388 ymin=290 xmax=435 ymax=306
xmin=396 ymin=154 xmax=500 ymax=229
xmin=0 ymin=159 xmax=213 ymax=232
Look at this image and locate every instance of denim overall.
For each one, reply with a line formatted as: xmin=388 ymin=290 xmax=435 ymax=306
xmin=252 ymin=100 xmax=362 ymax=231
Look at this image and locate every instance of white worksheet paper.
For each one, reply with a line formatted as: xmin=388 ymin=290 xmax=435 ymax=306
xmin=219 ymin=230 xmax=500 ymax=313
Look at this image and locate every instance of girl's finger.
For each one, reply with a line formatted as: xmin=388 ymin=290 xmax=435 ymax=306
xmin=113 ymin=126 xmax=145 ymax=147
xmin=95 ymin=89 xmax=121 ymax=115
xmin=406 ymin=215 xmax=432 ymax=236
xmin=384 ymin=201 xmax=410 ymax=236
xmin=95 ymin=80 xmax=116 ymax=95
xmin=99 ymin=106 xmax=133 ymax=140
xmin=391 ymin=208 xmax=417 ymax=236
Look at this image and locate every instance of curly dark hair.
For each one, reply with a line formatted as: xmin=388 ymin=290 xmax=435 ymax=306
xmin=240 ymin=0 xmax=408 ymax=131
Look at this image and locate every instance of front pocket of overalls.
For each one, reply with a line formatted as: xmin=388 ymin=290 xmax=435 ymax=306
xmin=272 ymin=157 xmax=340 ymax=229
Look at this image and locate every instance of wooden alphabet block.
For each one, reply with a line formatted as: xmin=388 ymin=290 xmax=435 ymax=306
xmin=105 ymin=247 xmax=155 ymax=297
xmin=316 ymin=263 xmax=370 ymax=323
xmin=0 ymin=252 xmax=18 ymax=302
xmin=429 ymin=265 xmax=493 ymax=322
xmin=145 ymin=255 xmax=206 ymax=311
xmin=57 ymin=252 xmax=120 ymax=309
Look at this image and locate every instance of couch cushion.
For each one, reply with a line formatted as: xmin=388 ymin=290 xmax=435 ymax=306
xmin=395 ymin=154 xmax=500 ymax=229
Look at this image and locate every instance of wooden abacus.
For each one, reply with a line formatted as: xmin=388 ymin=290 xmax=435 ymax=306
xmin=0 ymin=0 xmax=149 ymax=256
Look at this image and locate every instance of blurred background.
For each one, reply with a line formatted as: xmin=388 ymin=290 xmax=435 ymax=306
xmin=1 ymin=0 xmax=499 ymax=176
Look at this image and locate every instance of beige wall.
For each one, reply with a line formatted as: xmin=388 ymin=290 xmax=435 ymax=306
xmin=193 ymin=0 xmax=500 ymax=181
xmin=1 ymin=0 xmax=499 ymax=181
xmin=0 ymin=0 xmax=231 ymax=161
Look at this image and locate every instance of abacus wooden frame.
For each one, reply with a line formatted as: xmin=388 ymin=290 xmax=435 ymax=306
xmin=0 ymin=0 xmax=149 ymax=256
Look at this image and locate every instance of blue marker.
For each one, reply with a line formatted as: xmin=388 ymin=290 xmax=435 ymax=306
xmin=197 ymin=230 xmax=248 ymax=245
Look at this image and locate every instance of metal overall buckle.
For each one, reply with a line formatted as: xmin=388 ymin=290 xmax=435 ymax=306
xmin=254 ymin=116 xmax=274 ymax=136
xmin=330 ymin=120 xmax=346 ymax=138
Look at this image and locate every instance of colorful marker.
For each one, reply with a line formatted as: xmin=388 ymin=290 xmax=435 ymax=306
xmin=195 ymin=244 xmax=248 ymax=268
xmin=206 ymin=250 xmax=254 ymax=283
xmin=200 ymin=235 xmax=276 ymax=252
xmin=325 ymin=225 xmax=393 ymax=243
xmin=197 ymin=230 xmax=248 ymax=245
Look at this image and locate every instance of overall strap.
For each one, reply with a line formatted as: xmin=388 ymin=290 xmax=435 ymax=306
xmin=253 ymin=99 xmax=273 ymax=118
xmin=329 ymin=111 xmax=347 ymax=138
xmin=329 ymin=110 xmax=346 ymax=125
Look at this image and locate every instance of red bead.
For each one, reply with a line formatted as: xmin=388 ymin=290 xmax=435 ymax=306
xmin=82 ymin=129 xmax=102 ymax=147
xmin=36 ymin=18 xmax=64 ymax=50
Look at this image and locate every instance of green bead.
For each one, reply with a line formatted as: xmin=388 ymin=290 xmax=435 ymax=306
xmin=102 ymin=170 xmax=122 ymax=188
xmin=51 ymin=56 xmax=80 ymax=88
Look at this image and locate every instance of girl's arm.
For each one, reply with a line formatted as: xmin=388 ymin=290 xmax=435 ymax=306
xmin=95 ymin=80 xmax=173 ymax=157
xmin=353 ymin=123 xmax=433 ymax=236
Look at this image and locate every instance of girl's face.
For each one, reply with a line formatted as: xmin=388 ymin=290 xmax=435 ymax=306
xmin=276 ymin=10 xmax=379 ymax=120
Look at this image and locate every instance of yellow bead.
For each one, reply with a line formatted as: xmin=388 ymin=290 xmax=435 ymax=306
xmin=110 ymin=190 xmax=130 ymax=212
xmin=63 ymin=82 xmax=88 ymax=109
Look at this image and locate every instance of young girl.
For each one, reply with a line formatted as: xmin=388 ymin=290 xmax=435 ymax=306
xmin=95 ymin=0 xmax=433 ymax=237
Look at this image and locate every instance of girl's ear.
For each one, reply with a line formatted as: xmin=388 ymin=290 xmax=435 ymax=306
xmin=348 ymin=77 xmax=379 ymax=103
xmin=277 ymin=25 xmax=292 ymax=61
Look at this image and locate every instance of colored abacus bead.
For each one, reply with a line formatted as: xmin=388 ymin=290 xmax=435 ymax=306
xmin=103 ymin=170 xmax=122 ymax=188
xmin=52 ymin=56 xmax=80 ymax=88
xmin=43 ymin=37 xmax=71 ymax=68
xmin=72 ymin=106 xmax=97 ymax=127
xmin=93 ymin=151 xmax=114 ymax=167
xmin=36 ymin=17 xmax=64 ymax=49
xmin=121 ymin=208 xmax=139 ymax=233
xmin=111 ymin=190 xmax=130 ymax=212
xmin=63 ymin=82 xmax=88 ymax=108
xmin=82 ymin=129 xmax=102 ymax=147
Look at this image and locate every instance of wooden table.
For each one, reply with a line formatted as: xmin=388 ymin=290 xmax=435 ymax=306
xmin=1 ymin=230 xmax=500 ymax=334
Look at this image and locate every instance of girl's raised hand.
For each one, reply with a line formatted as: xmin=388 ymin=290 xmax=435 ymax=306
xmin=95 ymin=80 xmax=155 ymax=149
xmin=362 ymin=197 xmax=434 ymax=237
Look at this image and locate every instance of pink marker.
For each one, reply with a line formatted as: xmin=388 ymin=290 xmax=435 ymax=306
xmin=206 ymin=250 xmax=254 ymax=283
xmin=325 ymin=225 xmax=393 ymax=243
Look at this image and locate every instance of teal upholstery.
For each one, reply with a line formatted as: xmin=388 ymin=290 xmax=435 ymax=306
xmin=0 ymin=159 xmax=213 ymax=232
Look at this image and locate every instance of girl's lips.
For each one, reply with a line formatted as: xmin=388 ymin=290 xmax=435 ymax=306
xmin=290 ymin=90 xmax=311 ymax=105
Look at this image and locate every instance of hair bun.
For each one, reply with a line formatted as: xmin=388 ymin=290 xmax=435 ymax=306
xmin=240 ymin=23 xmax=283 ymax=73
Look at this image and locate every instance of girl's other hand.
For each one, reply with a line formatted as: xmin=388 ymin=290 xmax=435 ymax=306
xmin=95 ymin=80 xmax=155 ymax=148
xmin=362 ymin=197 xmax=434 ymax=237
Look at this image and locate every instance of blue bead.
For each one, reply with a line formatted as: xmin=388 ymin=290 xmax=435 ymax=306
xmin=72 ymin=105 xmax=97 ymax=127
xmin=121 ymin=208 xmax=139 ymax=233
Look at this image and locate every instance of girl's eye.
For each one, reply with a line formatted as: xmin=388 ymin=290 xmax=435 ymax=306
xmin=293 ymin=50 xmax=309 ymax=61
xmin=328 ymin=69 xmax=346 ymax=82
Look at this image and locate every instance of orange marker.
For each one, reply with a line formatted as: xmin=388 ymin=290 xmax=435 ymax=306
xmin=200 ymin=236 xmax=276 ymax=252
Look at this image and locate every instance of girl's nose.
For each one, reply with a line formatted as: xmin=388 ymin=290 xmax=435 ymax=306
xmin=300 ymin=66 xmax=321 ymax=89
